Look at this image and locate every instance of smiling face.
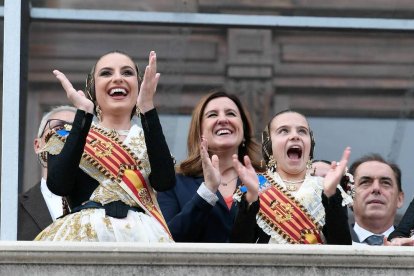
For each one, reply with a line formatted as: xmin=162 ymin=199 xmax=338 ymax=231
xmin=269 ymin=112 xmax=311 ymax=179
xmin=94 ymin=52 xmax=139 ymax=118
xmin=352 ymin=161 xmax=404 ymax=233
xmin=200 ymin=97 xmax=244 ymax=154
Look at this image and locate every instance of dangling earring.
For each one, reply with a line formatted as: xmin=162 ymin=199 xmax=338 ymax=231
xmin=267 ymin=155 xmax=277 ymax=172
xmin=242 ymin=139 xmax=246 ymax=148
xmin=306 ymin=160 xmax=312 ymax=170
xmin=96 ymin=105 xmax=102 ymax=122
xmin=62 ymin=197 xmax=71 ymax=216
xmin=135 ymin=105 xmax=141 ymax=118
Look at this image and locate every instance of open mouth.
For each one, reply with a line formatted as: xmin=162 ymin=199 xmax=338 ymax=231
xmin=215 ymin=128 xmax=232 ymax=136
xmin=108 ymin=88 xmax=128 ymax=98
xmin=287 ymin=146 xmax=302 ymax=160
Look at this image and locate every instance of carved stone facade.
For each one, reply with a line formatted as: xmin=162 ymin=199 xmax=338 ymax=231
xmin=20 ymin=0 xmax=414 ymax=191
xmin=226 ymin=29 xmax=274 ymax=128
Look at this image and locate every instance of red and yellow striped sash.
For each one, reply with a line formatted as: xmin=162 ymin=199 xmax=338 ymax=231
xmin=258 ymin=173 xmax=323 ymax=244
xmin=81 ymin=126 xmax=171 ymax=237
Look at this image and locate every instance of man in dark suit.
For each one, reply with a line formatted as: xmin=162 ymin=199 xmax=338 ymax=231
xmin=348 ymin=154 xmax=413 ymax=246
xmin=18 ymin=106 xmax=76 ymax=240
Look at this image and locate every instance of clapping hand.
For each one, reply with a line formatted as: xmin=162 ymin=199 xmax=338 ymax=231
xmin=137 ymin=51 xmax=160 ymax=114
xmin=53 ymin=70 xmax=94 ymax=114
xmin=232 ymin=154 xmax=259 ymax=204
xmin=323 ymin=147 xmax=351 ymax=197
xmin=200 ymin=137 xmax=221 ymax=193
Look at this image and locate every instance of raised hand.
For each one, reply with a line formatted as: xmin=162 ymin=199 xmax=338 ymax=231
xmin=200 ymin=137 xmax=221 ymax=193
xmin=137 ymin=51 xmax=160 ymax=114
xmin=53 ymin=70 xmax=94 ymax=114
xmin=233 ymin=154 xmax=259 ymax=203
xmin=323 ymin=147 xmax=351 ymax=197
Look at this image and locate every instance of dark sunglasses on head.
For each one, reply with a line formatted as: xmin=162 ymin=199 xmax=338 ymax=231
xmin=39 ymin=119 xmax=72 ymax=139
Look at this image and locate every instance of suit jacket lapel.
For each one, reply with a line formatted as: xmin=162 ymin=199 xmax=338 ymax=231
xmin=216 ymin=179 xmax=241 ymax=212
xmin=216 ymin=191 xmax=229 ymax=210
xmin=350 ymin=223 xmax=361 ymax=243
xmin=20 ymin=183 xmax=53 ymax=230
xmin=196 ymin=177 xmax=237 ymax=214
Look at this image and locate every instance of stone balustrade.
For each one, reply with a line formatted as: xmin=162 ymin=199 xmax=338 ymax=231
xmin=0 ymin=242 xmax=412 ymax=275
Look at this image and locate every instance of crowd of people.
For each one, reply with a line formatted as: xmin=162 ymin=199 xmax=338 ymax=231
xmin=18 ymin=49 xmax=414 ymax=246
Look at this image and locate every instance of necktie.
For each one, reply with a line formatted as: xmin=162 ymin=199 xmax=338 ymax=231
xmin=364 ymin=235 xmax=384 ymax=245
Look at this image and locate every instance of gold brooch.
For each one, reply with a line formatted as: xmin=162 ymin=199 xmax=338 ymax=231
xmin=90 ymin=139 xmax=113 ymax=158
xmin=64 ymin=124 xmax=72 ymax=131
xmin=270 ymin=200 xmax=293 ymax=223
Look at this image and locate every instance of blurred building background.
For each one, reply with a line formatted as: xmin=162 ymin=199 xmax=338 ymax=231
xmin=2 ymin=0 xmax=414 ymax=217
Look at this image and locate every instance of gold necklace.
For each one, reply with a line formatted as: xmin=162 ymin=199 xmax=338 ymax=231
xmin=282 ymin=178 xmax=304 ymax=192
xmin=98 ymin=125 xmax=130 ymax=138
xmin=221 ymin=175 xmax=238 ymax=186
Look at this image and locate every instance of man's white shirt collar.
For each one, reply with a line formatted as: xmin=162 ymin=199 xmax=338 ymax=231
xmin=353 ymin=222 xmax=394 ymax=245
xmin=40 ymin=178 xmax=63 ymax=221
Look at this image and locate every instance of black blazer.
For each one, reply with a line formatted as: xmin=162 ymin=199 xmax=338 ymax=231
xmin=350 ymin=223 xmax=361 ymax=243
xmin=388 ymin=198 xmax=414 ymax=240
xmin=17 ymin=182 xmax=53 ymax=240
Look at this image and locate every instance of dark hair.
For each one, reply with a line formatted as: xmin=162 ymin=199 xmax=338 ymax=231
xmin=178 ymin=88 xmax=262 ymax=176
xmin=349 ymin=153 xmax=402 ymax=192
xmin=261 ymin=109 xmax=315 ymax=165
xmin=312 ymin=159 xmax=331 ymax=165
xmin=85 ymin=50 xmax=142 ymax=119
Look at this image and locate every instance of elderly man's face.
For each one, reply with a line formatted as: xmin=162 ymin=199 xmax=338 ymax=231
xmin=352 ymin=161 xmax=403 ymax=228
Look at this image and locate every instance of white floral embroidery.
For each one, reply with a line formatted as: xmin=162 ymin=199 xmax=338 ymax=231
xmin=259 ymin=171 xmax=326 ymax=244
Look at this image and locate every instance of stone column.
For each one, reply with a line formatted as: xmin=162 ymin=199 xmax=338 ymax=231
xmin=225 ymin=29 xmax=274 ymax=137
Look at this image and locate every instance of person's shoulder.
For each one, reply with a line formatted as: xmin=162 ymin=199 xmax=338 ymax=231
xmin=176 ymin=173 xmax=196 ymax=181
xmin=175 ymin=173 xmax=203 ymax=185
xmin=158 ymin=174 xmax=201 ymax=196
xmin=19 ymin=182 xmax=42 ymax=201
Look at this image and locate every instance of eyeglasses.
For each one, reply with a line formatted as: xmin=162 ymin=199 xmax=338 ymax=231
xmin=39 ymin=119 xmax=72 ymax=139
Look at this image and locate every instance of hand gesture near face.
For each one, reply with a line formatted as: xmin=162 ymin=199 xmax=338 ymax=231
xmin=200 ymin=137 xmax=221 ymax=193
xmin=53 ymin=70 xmax=94 ymax=114
xmin=137 ymin=51 xmax=160 ymax=114
xmin=323 ymin=147 xmax=351 ymax=197
xmin=232 ymin=154 xmax=259 ymax=204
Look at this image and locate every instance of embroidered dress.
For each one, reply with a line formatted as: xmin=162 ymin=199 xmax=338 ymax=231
xmin=259 ymin=172 xmax=326 ymax=244
xmin=232 ymin=170 xmax=352 ymax=244
xmin=35 ymin=109 xmax=174 ymax=242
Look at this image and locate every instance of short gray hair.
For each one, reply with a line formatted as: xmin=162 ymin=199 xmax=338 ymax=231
xmin=37 ymin=105 xmax=76 ymax=138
